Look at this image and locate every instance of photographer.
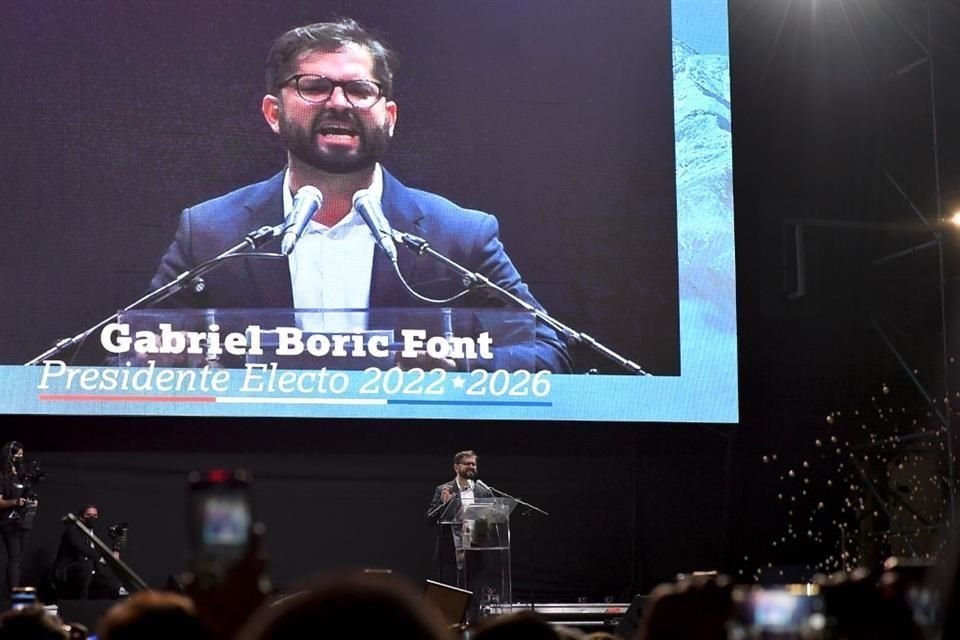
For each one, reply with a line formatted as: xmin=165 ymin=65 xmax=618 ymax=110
xmin=53 ymin=506 xmax=123 ymax=600
xmin=0 ymin=441 xmax=37 ymax=593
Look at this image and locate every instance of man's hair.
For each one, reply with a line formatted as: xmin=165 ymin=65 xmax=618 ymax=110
xmin=454 ymin=450 xmax=477 ymax=465
xmin=265 ymin=18 xmax=397 ymax=98
xmin=98 ymin=592 xmax=209 ymax=640
xmin=0 ymin=606 xmax=68 ymax=640
xmin=80 ymin=504 xmax=98 ymax=516
xmin=471 ymin=611 xmax=560 ymax=640
xmin=238 ymin=572 xmax=448 ymax=640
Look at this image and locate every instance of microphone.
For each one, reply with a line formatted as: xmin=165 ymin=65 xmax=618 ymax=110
xmin=353 ymin=189 xmax=398 ymax=263
xmin=281 ymin=186 xmax=323 ymax=256
xmin=442 ymin=307 xmax=454 ymax=341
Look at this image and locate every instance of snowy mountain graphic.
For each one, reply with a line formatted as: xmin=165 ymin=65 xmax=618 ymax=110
xmin=673 ymin=37 xmax=736 ymax=334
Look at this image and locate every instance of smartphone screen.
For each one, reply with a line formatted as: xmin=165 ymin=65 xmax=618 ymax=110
xmin=729 ymin=587 xmax=827 ymax=639
xmin=200 ymin=493 xmax=251 ymax=553
xmin=10 ymin=587 xmax=37 ymax=610
xmin=188 ymin=470 xmax=253 ymax=575
xmin=884 ymin=559 xmax=939 ymax=631
xmin=748 ymin=591 xmax=820 ymax=627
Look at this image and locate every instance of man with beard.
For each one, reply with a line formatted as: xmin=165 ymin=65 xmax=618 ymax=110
xmin=52 ymin=505 xmax=122 ymax=600
xmin=149 ymin=19 xmax=571 ymax=373
xmin=426 ymin=450 xmax=496 ymax=621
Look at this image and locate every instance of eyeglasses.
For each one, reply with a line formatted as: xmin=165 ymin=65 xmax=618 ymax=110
xmin=280 ymin=74 xmax=385 ymax=109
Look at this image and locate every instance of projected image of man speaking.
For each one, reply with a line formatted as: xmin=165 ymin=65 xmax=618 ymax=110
xmin=148 ymin=19 xmax=572 ymax=374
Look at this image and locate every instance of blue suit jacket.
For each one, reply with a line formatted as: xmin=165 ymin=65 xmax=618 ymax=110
xmin=150 ymin=169 xmax=572 ymax=372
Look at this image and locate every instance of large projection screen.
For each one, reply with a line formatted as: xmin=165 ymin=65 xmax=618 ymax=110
xmin=0 ymin=0 xmax=736 ymax=423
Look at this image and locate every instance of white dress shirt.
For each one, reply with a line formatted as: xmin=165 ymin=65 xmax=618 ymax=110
xmin=283 ymin=165 xmax=384 ymax=332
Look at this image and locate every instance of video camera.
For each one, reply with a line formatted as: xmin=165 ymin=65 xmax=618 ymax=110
xmin=20 ymin=459 xmax=47 ymax=497
xmin=11 ymin=459 xmax=45 ymax=529
xmin=107 ymin=522 xmax=129 ymax=551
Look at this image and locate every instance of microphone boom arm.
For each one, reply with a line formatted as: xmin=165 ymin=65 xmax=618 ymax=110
xmin=392 ymin=231 xmax=649 ymax=375
xmin=478 ymin=481 xmax=548 ymax=516
xmin=25 ymin=224 xmax=282 ymax=366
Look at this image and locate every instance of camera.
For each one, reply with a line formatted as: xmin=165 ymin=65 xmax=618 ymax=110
xmin=20 ymin=459 xmax=47 ymax=491
xmin=107 ymin=522 xmax=129 ymax=550
xmin=9 ymin=459 xmax=45 ymax=530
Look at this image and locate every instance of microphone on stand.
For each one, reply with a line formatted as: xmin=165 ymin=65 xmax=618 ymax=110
xmin=475 ymin=479 xmax=496 ymax=495
xmin=442 ymin=307 xmax=454 ymax=341
xmin=281 ymin=186 xmax=323 ymax=256
xmin=353 ymin=189 xmax=398 ymax=263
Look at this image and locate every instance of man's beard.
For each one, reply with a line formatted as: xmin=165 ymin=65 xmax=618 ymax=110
xmin=279 ymin=109 xmax=391 ymax=174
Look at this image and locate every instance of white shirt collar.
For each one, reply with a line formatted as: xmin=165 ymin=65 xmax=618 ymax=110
xmin=281 ymin=163 xmax=385 ymax=228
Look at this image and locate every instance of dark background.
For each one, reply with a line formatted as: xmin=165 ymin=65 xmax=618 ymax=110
xmin=3 ymin=0 xmax=960 ymax=604
xmin=0 ymin=0 xmax=680 ymax=375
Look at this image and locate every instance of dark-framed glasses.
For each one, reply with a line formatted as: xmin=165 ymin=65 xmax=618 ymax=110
xmin=281 ymin=74 xmax=384 ymax=109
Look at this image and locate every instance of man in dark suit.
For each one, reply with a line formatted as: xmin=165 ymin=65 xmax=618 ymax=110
xmin=426 ymin=450 xmax=499 ymax=620
xmin=149 ymin=18 xmax=571 ymax=373
xmin=52 ymin=505 xmax=121 ymax=600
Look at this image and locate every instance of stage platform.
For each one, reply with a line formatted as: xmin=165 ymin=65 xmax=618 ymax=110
xmin=485 ymin=601 xmax=642 ymax=633
xmin=50 ymin=598 xmax=647 ymax=635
